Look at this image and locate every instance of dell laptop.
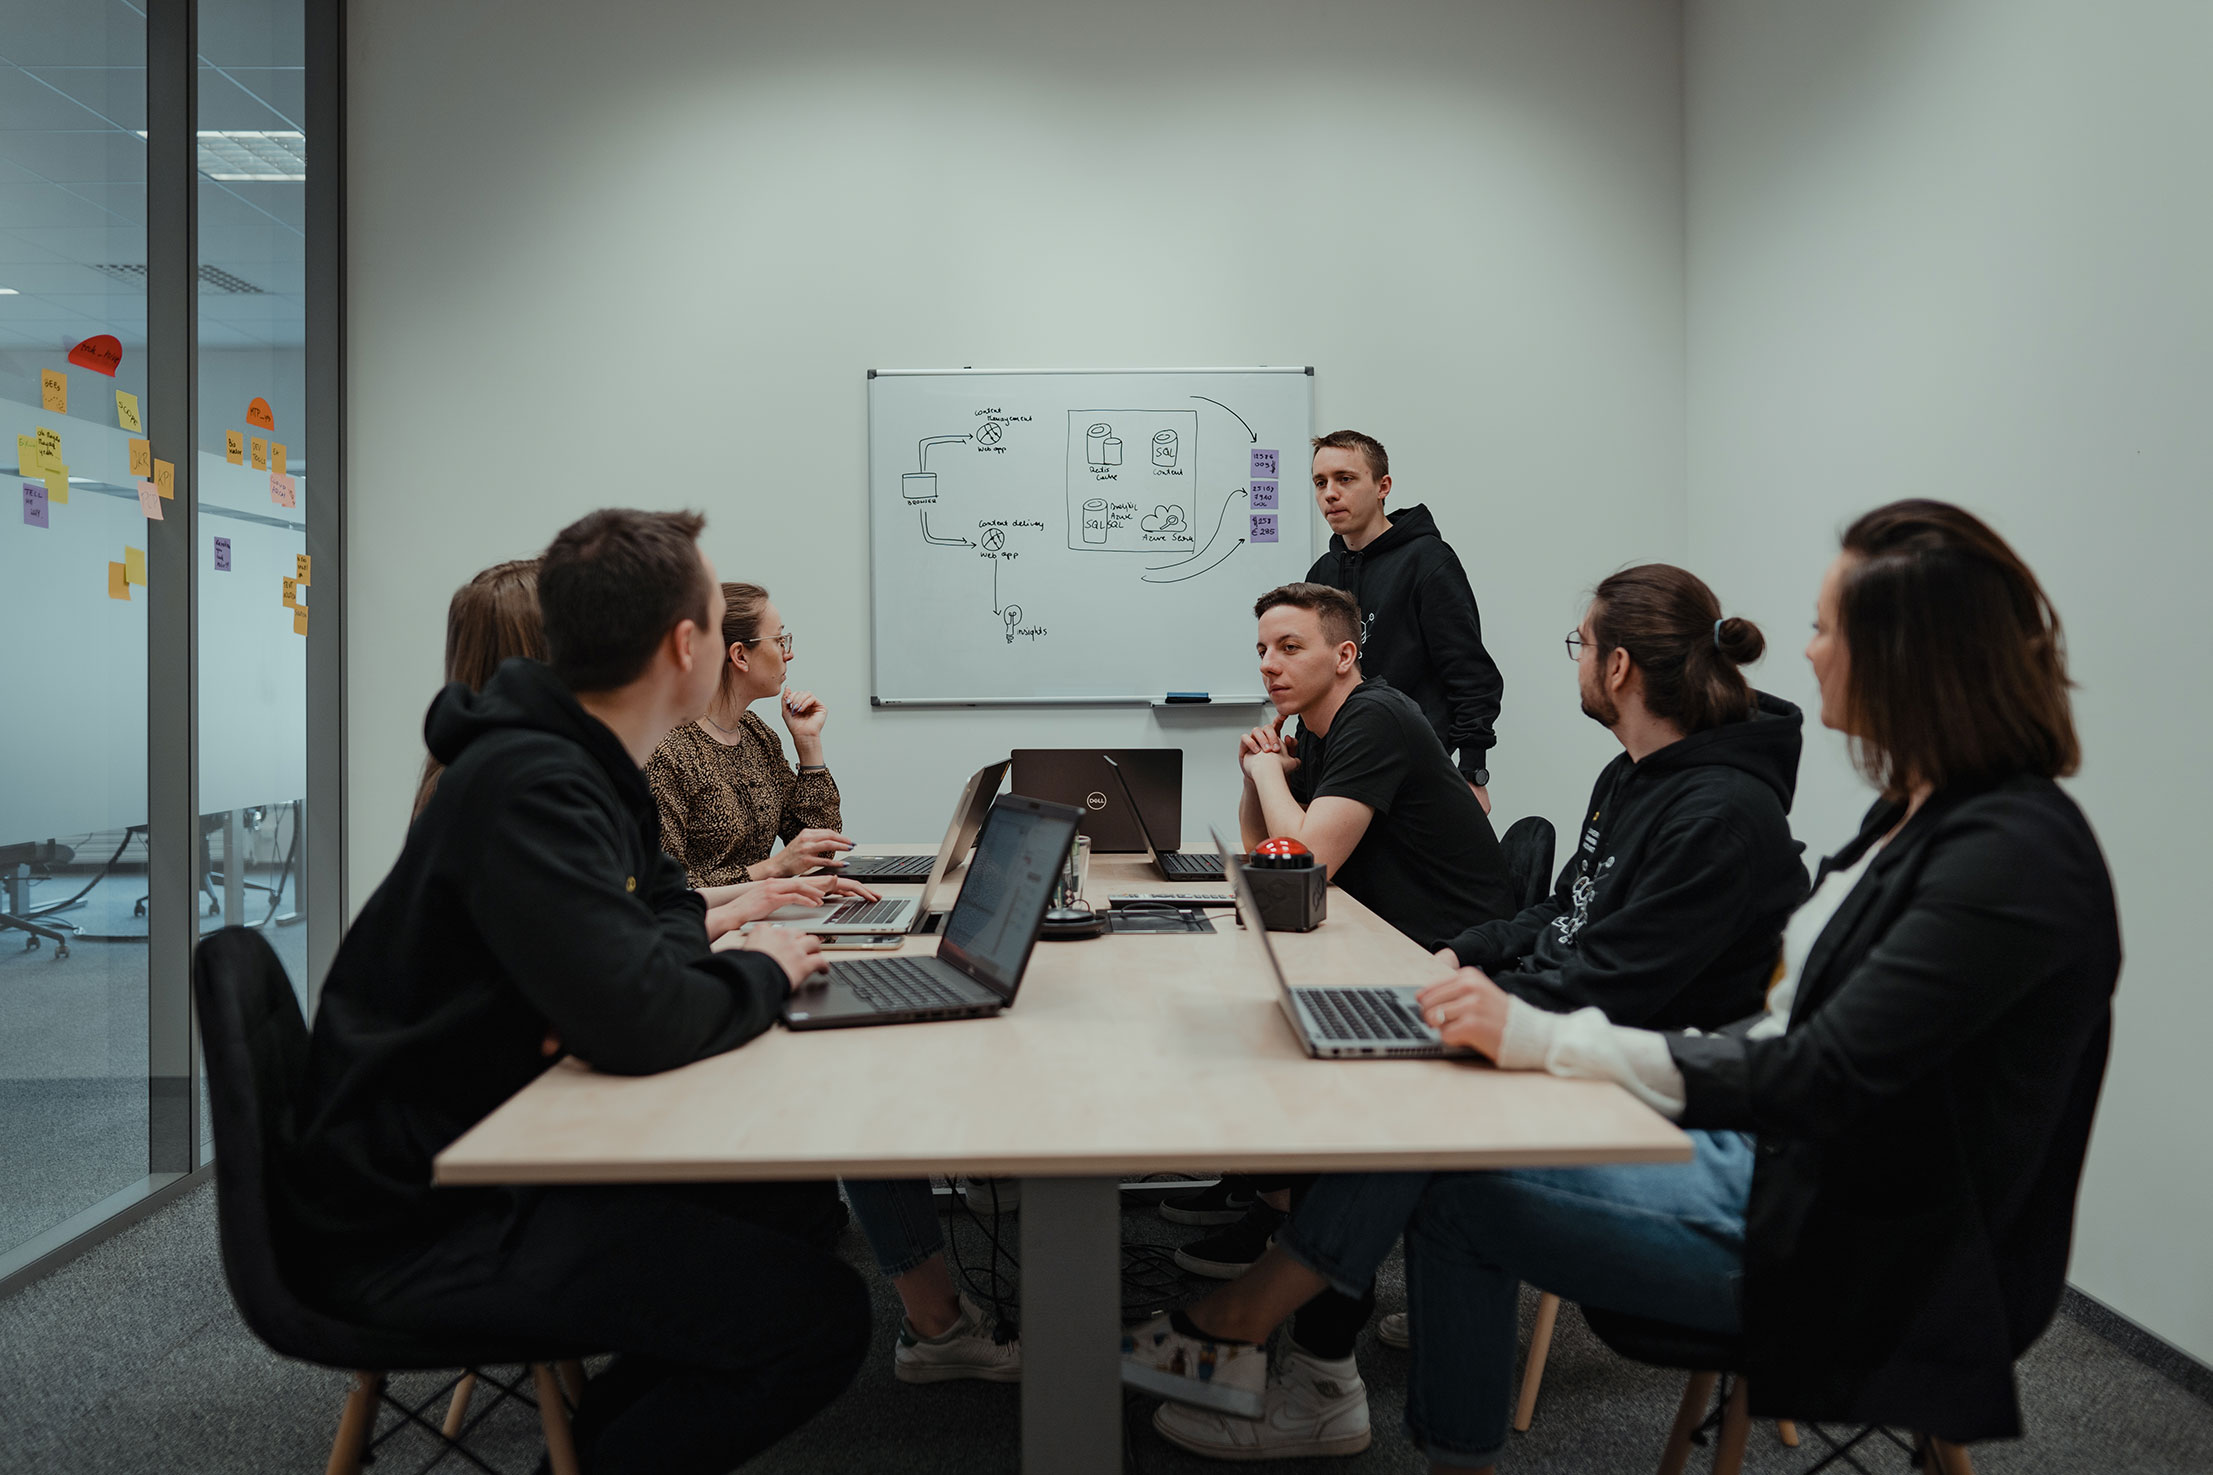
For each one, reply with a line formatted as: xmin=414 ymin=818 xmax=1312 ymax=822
xmin=1104 ymin=755 xmax=1225 ymax=881
xmin=766 ymin=759 xmax=1009 ymax=934
xmin=1010 ymin=747 xmax=1181 ymax=853
xmin=783 ymin=795 xmax=1081 ymax=1031
xmin=1213 ymin=827 xmax=1469 ymax=1060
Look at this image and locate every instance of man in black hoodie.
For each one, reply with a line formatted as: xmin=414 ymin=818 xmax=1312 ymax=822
xmin=1438 ymin=563 xmax=1810 ymax=1030
xmin=1305 ymin=431 xmax=1503 ymax=812
xmin=287 ymin=509 xmax=868 ymax=1474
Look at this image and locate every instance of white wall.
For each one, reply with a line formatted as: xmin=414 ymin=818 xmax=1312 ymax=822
xmin=1688 ymin=0 xmax=2213 ymax=1362
xmin=345 ymin=0 xmax=1687 ymax=905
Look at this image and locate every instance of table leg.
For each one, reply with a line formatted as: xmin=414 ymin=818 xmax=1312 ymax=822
xmin=1020 ymin=1175 xmax=1121 ymax=1475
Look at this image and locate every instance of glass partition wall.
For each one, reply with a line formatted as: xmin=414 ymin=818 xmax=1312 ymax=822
xmin=0 ymin=0 xmax=338 ymax=1288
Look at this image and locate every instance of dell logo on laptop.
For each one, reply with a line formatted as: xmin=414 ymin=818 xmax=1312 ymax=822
xmin=1086 ymin=791 xmax=1108 ymax=810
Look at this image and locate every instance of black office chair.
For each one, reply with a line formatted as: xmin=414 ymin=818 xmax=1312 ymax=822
xmin=1499 ymin=815 xmax=1556 ymax=912
xmin=193 ymin=927 xmax=588 ymax=1475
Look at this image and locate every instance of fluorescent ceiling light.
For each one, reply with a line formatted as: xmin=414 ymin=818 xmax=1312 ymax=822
xmin=134 ymin=129 xmax=308 ymax=181
xmin=0 ymin=288 xmax=17 ymax=295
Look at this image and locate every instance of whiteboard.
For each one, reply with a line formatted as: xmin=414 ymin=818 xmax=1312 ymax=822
xmin=868 ymin=367 xmax=1315 ymax=705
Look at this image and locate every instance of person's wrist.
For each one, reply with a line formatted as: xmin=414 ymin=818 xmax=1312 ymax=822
xmin=1494 ymin=998 xmax=1554 ymax=1070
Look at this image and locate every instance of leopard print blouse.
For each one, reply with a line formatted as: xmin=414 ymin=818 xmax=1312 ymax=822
xmin=644 ymin=713 xmax=842 ymax=887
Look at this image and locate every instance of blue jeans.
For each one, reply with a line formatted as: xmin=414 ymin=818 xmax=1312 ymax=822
xmin=1278 ymin=1132 xmax=1753 ymax=1468
xmin=841 ymin=1179 xmax=943 ymax=1278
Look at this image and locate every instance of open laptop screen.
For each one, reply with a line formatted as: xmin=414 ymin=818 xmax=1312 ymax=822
xmin=938 ymin=796 xmax=1081 ymax=999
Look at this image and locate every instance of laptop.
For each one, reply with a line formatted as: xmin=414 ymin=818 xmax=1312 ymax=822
xmin=783 ymin=795 xmax=1081 ymax=1031
xmin=766 ymin=760 xmax=1008 ymax=934
xmin=838 ymin=759 xmax=1009 ymax=882
xmin=1010 ymin=747 xmax=1181 ymax=853
xmin=1213 ymin=827 xmax=1469 ymax=1060
xmin=1103 ymin=755 xmax=1224 ymax=881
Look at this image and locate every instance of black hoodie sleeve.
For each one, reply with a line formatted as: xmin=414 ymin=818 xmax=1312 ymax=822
xmin=465 ymin=762 xmax=790 ymax=1076
xmin=1412 ymin=551 xmax=1503 ymax=777
xmin=1488 ymin=814 xmax=1768 ymax=1025
xmin=1445 ymin=881 xmax=1568 ymax=971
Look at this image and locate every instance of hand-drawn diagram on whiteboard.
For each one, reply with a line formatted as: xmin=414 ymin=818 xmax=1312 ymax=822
xmin=1065 ymin=410 xmax=1198 ymax=553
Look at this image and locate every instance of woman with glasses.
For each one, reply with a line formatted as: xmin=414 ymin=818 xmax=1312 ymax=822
xmin=647 ymin=582 xmax=855 ymax=886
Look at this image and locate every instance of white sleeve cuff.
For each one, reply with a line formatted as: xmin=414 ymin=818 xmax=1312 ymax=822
xmin=1497 ymin=1000 xmax=1688 ymax=1121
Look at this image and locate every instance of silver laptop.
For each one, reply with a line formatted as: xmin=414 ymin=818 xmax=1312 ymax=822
xmin=767 ymin=760 xmax=1008 ymax=935
xmin=1104 ymin=755 xmax=1225 ymax=881
xmin=1213 ymin=827 xmax=1468 ymax=1060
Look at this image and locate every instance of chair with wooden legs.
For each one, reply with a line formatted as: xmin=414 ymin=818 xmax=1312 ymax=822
xmin=196 ymin=928 xmax=592 ymax=1475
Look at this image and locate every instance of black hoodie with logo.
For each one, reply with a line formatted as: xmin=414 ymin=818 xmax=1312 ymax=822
xmin=285 ymin=659 xmax=789 ymax=1254
xmin=1443 ymin=693 xmax=1810 ymax=1030
xmin=1306 ymin=503 xmax=1503 ymax=781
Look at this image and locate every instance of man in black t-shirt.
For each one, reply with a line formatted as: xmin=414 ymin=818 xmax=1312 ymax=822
xmin=1237 ymin=582 xmax=1514 ymax=949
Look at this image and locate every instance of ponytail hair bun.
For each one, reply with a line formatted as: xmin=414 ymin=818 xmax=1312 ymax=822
xmin=1714 ymin=614 xmax=1765 ymax=667
xmin=1590 ymin=564 xmax=1762 ymax=733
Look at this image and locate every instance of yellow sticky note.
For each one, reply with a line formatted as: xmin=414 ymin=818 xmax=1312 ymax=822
xmin=295 ymin=553 xmax=312 ymax=585
xmin=249 ymin=436 xmax=268 ymax=471
xmin=293 ymin=607 xmax=310 ymax=637
xmin=281 ymin=575 xmax=298 ymax=608
xmin=115 ymin=390 xmax=142 ymax=433
xmin=153 ymin=458 xmax=175 ymax=500
xmin=129 ymin=437 xmax=152 ymax=477
xmin=272 ymin=442 xmax=287 ymax=475
xmin=109 ymin=561 xmax=130 ymax=600
xmin=15 ymin=434 xmax=35 ymax=475
xmin=125 ymin=546 xmax=147 ymax=586
xmin=43 ymin=469 xmax=67 ymax=505
xmin=35 ymin=426 xmax=63 ymax=473
xmin=41 ymin=369 xmax=66 ymax=413
xmin=137 ymin=480 xmax=164 ymax=520
xmin=225 ymin=430 xmax=244 ymax=465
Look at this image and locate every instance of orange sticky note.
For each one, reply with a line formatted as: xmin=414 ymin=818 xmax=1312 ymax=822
xmin=272 ymin=442 xmax=287 ymax=475
xmin=128 ymin=437 xmax=152 ymax=477
xmin=225 ymin=430 xmax=243 ymax=465
xmin=249 ymin=436 xmax=268 ymax=471
xmin=247 ymin=396 xmax=275 ymax=431
xmin=153 ymin=458 xmax=174 ymax=499
xmin=124 ymin=546 xmax=147 ymax=586
xmin=281 ymin=575 xmax=298 ymax=608
xmin=115 ymin=390 xmax=142 ymax=432
xmin=109 ymin=561 xmax=130 ymax=600
xmin=41 ymin=369 xmax=66 ymax=413
xmin=293 ymin=607 xmax=310 ymax=636
xmin=137 ymin=480 xmax=163 ymax=520
xmin=43 ymin=468 xmax=67 ymax=505
xmin=295 ymin=553 xmax=312 ymax=585
xmin=35 ymin=426 xmax=63 ymax=473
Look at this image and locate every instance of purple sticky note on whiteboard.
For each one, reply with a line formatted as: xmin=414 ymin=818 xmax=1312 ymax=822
xmin=214 ymin=536 xmax=232 ymax=571
xmin=1249 ymin=513 xmax=1279 ymax=544
xmin=1251 ymin=448 xmax=1278 ymax=478
xmin=22 ymin=481 xmax=48 ymax=527
xmin=1248 ymin=479 xmax=1278 ymax=509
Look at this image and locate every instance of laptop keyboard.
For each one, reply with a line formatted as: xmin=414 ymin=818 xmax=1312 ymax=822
xmin=841 ymin=854 xmax=935 ymax=879
xmin=834 ymin=956 xmax=979 ymax=1012
xmin=1304 ymin=987 xmax=1431 ymax=1042
xmin=1161 ymin=851 xmax=1225 ymax=879
xmin=827 ymin=898 xmax=911 ymax=927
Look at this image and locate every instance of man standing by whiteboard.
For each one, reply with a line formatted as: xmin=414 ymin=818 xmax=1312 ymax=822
xmin=1303 ymin=431 xmax=1503 ymax=813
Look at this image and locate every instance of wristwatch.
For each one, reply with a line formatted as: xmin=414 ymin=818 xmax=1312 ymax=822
xmin=1467 ymin=768 xmax=1490 ymax=787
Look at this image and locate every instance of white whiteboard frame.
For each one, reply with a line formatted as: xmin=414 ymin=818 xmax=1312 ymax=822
xmin=865 ymin=365 xmax=1314 ymax=707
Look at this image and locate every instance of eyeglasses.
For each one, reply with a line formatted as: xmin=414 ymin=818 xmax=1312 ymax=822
xmin=1564 ymin=630 xmax=1588 ymax=661
xmin=750 ymin=630 xmax=794 ymax=658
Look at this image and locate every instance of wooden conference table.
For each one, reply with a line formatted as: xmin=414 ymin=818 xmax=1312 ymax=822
xmin=437 ymin=843 xmax=1690 ymax=1474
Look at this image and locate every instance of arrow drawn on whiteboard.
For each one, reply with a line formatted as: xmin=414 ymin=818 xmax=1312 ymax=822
xmin=992 ymin=558 xmax=1005 ymax=614
xmin=920 ymin=510 xmax=975 ymax=547
xmin=1144 ymin=538 xmax=1246 ymax=585
xmin=1190 ymin=395 xmax=1258 ymax=443
xmin=1147 ymin=486 xmax=1247 ymax=570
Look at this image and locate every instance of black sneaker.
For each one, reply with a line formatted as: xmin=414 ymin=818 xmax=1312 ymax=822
xmin=1173 ymin=1202 xmax=1284 ymax=1278
xmin=1159 ymin=1177 xmax=1256 ymax=1227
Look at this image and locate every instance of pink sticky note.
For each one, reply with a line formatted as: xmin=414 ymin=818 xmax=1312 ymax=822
xmin=1249 ymin=512 xmax=1279 ymax=544
xmin=269 ymin=470 xmax=296 ymax=508
xmin=137 ymin=479 xmax=163 ymax=520
xmin=1251 ymin=449 xmax=1279 ymax=478
xmin=1249 ymin=479 xmax=1278 ymax=509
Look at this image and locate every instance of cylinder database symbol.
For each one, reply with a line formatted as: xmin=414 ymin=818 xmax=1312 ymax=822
xmin=1083 ymin=498 xmax=1109 ymax=544
xmin=902 ymin=472 xmax=937 ymax=504
xmin=1087 ymin=423 xmax=1111 ymax=464
xmin=1151 ymin=429 xmax=1179 ymax=467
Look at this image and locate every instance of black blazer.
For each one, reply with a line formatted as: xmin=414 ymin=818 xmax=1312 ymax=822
xmin=1668 ymin=774 xmax=2119 ymax=1439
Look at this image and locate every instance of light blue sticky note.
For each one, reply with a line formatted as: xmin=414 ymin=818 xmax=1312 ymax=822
xmin=1251 ymin=448 xmax=1278 ymax=478
xmin=1249 ymin=513 xmax=1279 ymax=544
xmin=1249 ymin=479 xmax=1278 ymax=509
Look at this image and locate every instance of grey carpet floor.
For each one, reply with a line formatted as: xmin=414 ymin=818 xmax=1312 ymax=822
xmin=1 ymin=1182 xmax=2208 ymax=1474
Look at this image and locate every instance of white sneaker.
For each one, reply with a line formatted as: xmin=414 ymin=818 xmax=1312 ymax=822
xmin=1152 ymin=1347 xmax=1373 ymax=1460
xmin=895 ymin=1293 xmax=1022 ymax=1383
xmin=1120 ymin=1312 xmax=1268 ymax=1418
xmin=1377 ymin=1311 xmax=1410 ymax=1349
xmin=959 ymin=1176 xmax=1019 ymax=1216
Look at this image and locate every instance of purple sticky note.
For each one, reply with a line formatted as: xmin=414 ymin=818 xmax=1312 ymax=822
xmin=1251 ymin=448 xmax=1279 ymax=478
xmin=1249 ymin=479 xmax=1278 ymax=509
xmin=1249 ymin=512 xmax=1279 ymax=544
xmin=213 ymin=536 xmax=232 ymax=571
xmin=22 ymin=481 xmax=48 ymax=528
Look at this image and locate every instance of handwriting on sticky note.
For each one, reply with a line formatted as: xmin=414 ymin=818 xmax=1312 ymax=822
xmin=35 ymin=427 xmax=63 ymax=472
xmin=16 ymin=435 xmax=35 ymax=475
xmin=295 ymin=554 xmax=312 ymax=584
xmin=294 ymin=607 xmax=310 ymax=637
xmin=137 ymin=480 xmax=163 ymax=520
xmin=43 ymin=469 xmax=67 ymax=505
xmin=109 ymin=561 xmax=130 ymax=600
xmin=129 ymin=437 xmax=152 ymax=477
xmin=225 ymin=430 xmax=244 ymax=464
xmin=214 ymin=536 xmax=232 ymax=571
xmin=282 ymin=576 xmax=298 ymax=608
xmin=269 ymin=471 xmax=296 ymax=508
xmin=68 ymin=334 xmax=122 ymax=377
xmin=41 ymin=369 xmax=67 ymax=413
xmin=272 ymin=442 xmax=287 ymax=475
xmin=116 ymin=390 xmax=142 ymax=432
xmin=125 ymin=546 xmax=147 ymax=586
xmin=1248 ymin=512 xmax=1279 ymax=544
xmin=1248 ymin=479 xmax=1278 ymax=510
xmin=1251 ymin=448 xmax=1279 ymax=478
xmin=22 ymin=482 xmax=48 ymax=528
xmin=247 ymin=397 xmax=275 ymax=431
xmin=250 ymin=436 xmax=267 ymax=471
xmin=153 ymin=458 xmax=174 ymax=500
